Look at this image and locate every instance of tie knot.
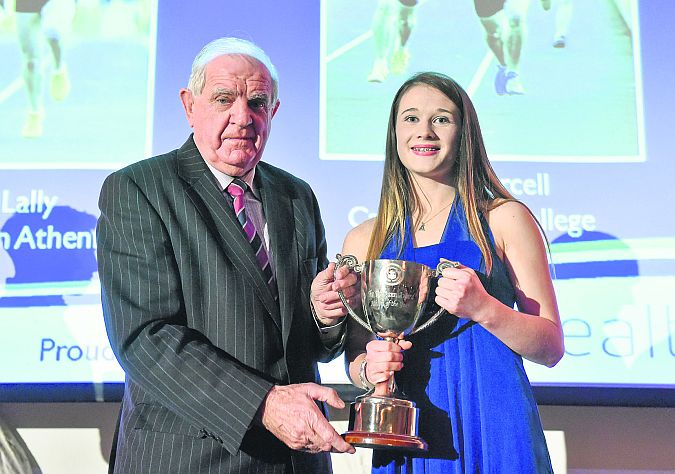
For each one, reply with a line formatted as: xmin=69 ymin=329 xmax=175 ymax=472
xmin=226 ymin=178 xmax=247 ymax=197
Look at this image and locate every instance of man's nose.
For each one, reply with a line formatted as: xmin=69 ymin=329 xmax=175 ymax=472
xmin=229 ymin=98 xmax=253 ymax=127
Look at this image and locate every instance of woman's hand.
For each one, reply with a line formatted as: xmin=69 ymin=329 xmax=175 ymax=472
xmin=435 ymin=264 xmax=493 ymax=322
xmin=364 ymin=338 xmax=413 ymax=396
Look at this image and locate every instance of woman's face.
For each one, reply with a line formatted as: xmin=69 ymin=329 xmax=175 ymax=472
xmin=395 ymin=84 xmax=461 ymax=182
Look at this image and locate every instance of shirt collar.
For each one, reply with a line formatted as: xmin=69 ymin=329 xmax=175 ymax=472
xmin=203 ymin=160 xmax=260 ymax=199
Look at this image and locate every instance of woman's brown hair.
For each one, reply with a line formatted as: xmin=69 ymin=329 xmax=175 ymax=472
xmin=366 ymin=72 xmax=535 ymax=274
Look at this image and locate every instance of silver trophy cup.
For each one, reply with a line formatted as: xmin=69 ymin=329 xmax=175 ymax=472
xmin=334 ymin=254 xmax=458 ymax=451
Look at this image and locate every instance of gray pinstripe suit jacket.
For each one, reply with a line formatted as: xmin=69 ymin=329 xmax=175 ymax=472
xmin=97 ymin=136 xmax=343 ymax=473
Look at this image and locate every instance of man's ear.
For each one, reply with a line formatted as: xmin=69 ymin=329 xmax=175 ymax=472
xmin=179 ymin=88 xmax=195 ymax=127
xmin=271 ymin=99 xmax=280 ymax=118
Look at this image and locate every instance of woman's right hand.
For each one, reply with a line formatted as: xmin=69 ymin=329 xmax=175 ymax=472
xmin=364 ymin=339 xmax=413 ymax=384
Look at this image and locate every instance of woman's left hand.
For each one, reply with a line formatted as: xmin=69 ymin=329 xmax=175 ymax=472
xmin=435 ymin=264 xmax=492 ymax=321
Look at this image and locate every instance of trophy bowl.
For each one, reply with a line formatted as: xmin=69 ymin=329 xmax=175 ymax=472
xmin=335 ymin=254 xmax=459 ymax=451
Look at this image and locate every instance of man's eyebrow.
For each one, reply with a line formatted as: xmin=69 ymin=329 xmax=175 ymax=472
xmin=249 ymin=91 xmax=271 ymax=102
xmin=210 ymin=88 xmax=235 ymax=100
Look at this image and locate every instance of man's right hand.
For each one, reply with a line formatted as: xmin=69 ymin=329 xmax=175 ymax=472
xmin=311 ymin=262 xmax=360 ymax=326
xmin=259 ymin=383 xmax=356 ymax=454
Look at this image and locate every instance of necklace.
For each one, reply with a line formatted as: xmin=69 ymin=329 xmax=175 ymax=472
xmin=418 ymin=200 xmax=453 ymax=231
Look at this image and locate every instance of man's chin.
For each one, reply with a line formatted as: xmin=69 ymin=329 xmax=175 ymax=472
xmin=209 ymin=154 xmax=261 ymax=176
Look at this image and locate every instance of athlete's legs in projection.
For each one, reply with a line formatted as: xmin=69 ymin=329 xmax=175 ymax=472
xmin=16 ymin=0 xmax=74 ymax=138
xmin=41 ymin=0 xmax=75 ymax=100
xmin=368 ymin=0 xmax=417 ymax=82
xmin=368 ymin=0 xmax=396 ymax=82
xmin=478 ymin=12 xmax=508 ymax=95
xmin=390 ymin=0 xmax=417 ymax=75
xmin=476 ymin=0 xmax=510 ymax=95
xmin=502 ymin=0 xmax=530 ymax=94
xmin=16 ymin=11 xmax=46 ymax=138
xmin=552 ymin=0 xmax=573 ymax=48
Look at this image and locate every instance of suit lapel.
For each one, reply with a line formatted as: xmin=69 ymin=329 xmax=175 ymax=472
xmin=257 ymin=166 xmax=298 ymax=345
xmin=176 ymin=137 xmax=281 ymax=330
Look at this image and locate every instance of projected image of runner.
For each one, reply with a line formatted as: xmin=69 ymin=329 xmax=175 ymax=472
xmin=320 ymin=0 xmax=644 ymax=163
xmin=0 ymin=0 xmax=156 ymax=169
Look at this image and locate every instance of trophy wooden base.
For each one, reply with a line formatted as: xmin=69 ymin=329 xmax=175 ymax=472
xmin=343 ymin=395 xmax=428 ymax=452
xmin=343 ymin=430 xmax=428 ymax=452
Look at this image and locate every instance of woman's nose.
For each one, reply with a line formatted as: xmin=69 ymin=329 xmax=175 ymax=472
xmin=416 ymin=121 xmax=436 ymax=139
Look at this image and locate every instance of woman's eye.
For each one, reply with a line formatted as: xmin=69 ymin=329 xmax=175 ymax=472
xmin=403 ymin=115 xmax=418 ymax=123
xmin=434 ymin=116 xmax=450 ymax=124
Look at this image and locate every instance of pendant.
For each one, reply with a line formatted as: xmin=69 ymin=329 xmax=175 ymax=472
xmin=419 ymin=223 xmax=425 ymax=231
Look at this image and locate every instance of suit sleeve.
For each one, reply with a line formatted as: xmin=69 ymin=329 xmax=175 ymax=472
xmin=97 ymin=170 xmax=273 ymax=454
xmin=306 ymin=184 xmax=347 ymax=361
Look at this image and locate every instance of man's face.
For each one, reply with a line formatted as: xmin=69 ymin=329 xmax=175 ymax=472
xmin=181 ymin=54 xmax=279 ymax=176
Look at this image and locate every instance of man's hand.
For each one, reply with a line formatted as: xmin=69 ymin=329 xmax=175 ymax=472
xmin=260 ymin=383 xmax=356 ymax=454
xmin=310 ymin=262 xmax=360 ymax=326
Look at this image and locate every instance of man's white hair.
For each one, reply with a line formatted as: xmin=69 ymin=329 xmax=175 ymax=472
xmin=187 ymin=37 xmax=279 ymax=103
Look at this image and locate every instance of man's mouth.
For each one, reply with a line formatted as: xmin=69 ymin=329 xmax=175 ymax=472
xmin=225 ymin=136 xmax=253 ymax=140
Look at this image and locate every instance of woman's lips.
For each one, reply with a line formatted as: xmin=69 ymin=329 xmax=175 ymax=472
xmin=411 ymin=145 xmax=440 ymax=155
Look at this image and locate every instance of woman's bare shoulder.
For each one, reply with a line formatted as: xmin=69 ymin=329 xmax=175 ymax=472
xmin=342 ymin=217 xmax=376 ymax=260
xmin=488 ymin=199 xmax=538 ymax=231
xmin=488 ymin=200 xmax=543 ymax=252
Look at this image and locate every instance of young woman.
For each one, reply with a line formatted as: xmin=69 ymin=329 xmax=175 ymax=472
xmin=341 ymin=72 xmax=564 ymax=473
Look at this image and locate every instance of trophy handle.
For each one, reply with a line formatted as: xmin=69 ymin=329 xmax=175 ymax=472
xmin=408 ymin=260 xmax=461 ymax=336
xmin=334 ymin=254 xmax=372 ymax=333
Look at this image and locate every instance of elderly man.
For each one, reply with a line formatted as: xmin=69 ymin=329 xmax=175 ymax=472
xmin=97 ymin=37 xmax=356 ymax=473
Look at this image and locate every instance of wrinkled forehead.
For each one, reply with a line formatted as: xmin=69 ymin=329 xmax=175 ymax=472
xmin=204 ymin=54 xmax=274 ymax=93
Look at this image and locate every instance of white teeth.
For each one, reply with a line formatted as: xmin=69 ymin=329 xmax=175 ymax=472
xmin=413 ymin=147 xmax=437 ymax=152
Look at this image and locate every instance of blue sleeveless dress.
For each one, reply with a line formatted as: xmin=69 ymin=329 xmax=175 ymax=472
xmin=372 ymin=198 xmax=553 ymax=474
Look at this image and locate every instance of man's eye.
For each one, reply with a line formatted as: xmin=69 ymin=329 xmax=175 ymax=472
xmin=216 ymin=97 xmax=232 ymax=105
xmin=250 ymin=99 xmax=267 ymax=109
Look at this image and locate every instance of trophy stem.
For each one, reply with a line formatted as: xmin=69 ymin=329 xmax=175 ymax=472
xmin=383 ymin=336 xmax=400 ymax=398
xmin=386 ymin=376 xmax=397 ymax=397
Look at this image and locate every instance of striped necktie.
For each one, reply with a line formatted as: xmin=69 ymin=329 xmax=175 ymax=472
xmin=226 ymin=179 xmax=276 ymax=293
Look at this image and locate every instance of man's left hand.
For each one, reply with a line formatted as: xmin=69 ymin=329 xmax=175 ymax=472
xmin=260 ymin=383 xmax=355 ymax=454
